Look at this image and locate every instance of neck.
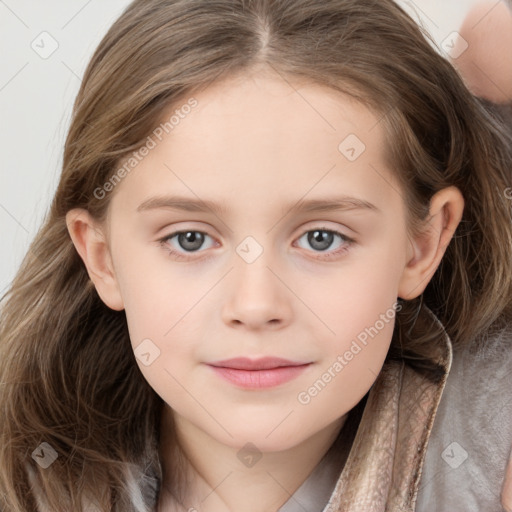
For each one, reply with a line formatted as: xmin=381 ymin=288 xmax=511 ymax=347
xmin=157 ymin=406 xmax=348 ymax=512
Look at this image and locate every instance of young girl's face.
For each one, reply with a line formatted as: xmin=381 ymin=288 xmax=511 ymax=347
xmin=102 ymin=68 xmax=416 ymax=451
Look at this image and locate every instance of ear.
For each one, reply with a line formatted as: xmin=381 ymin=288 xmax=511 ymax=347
xmin=65 ymin=208 xmax=124 ymax=311
xmin=398 ymin=186 xmax=464 ymax=300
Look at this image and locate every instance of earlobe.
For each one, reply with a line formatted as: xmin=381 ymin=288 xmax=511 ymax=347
xmin=65 ymin=209 xmax=125 ymax=311
xmin=398 ymin=186 xmax=464 ymax=300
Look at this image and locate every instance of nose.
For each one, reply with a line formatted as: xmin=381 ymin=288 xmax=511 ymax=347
xmin=221 ymin=251 xmax=292 ymax=331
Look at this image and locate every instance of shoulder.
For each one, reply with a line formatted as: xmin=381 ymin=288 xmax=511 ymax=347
xmin=415 ymin=322 xmax=512 ymax=511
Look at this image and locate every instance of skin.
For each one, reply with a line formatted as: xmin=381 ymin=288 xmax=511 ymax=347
xmin=454 ymin=0 xmax=512 ymax=103
xmin=66 ymin=66 xmax=464 ymax=512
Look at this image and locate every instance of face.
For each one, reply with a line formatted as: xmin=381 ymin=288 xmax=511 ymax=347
xmin=102 ymin=68 xmax=412 ymax=452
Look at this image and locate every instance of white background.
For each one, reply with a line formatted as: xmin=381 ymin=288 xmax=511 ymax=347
xmin=0 ymin=0 xmax=481 ymax=293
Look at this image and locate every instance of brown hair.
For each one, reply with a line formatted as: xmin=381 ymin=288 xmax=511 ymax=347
xmin=1 ymin=0 xmax=511 ymax=510
xmin=480 ymin=98 xmax=512 ymax=136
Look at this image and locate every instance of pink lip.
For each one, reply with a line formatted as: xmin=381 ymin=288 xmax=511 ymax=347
xmin=209 ymin=357 xmax=308 ymax=370
xmin=206 ymin=357 xmax=312 ymax=389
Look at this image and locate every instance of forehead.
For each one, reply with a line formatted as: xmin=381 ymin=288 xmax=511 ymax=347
xmin=170 ymin=68 xmax=384 ymax=154
xmin=109 ymin=68 xmax=401 ymax=219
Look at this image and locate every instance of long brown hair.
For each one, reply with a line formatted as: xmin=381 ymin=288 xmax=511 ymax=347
xmin=1 ymin=0 xmax=511 ymax=510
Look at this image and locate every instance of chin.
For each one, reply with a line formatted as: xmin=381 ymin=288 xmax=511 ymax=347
xmin=209 ymin=422 xmax=313 ymax=453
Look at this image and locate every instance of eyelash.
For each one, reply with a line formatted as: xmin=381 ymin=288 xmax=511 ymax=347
xmin=158 ymin=227 xmax=355 ymax=262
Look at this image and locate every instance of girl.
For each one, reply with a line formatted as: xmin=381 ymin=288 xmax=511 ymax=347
xmin=1 ymin=1 xmax=511 ymax=511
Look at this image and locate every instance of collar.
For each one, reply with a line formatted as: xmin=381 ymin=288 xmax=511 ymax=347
xmin=280 ymin=303 xmax=453 ymax=512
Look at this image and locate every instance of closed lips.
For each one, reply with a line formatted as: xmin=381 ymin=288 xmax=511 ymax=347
xmin=208 ymin=357 xmax=310 ymax=370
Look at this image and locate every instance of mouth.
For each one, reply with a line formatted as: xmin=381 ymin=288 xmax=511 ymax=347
xmin=208 ymin=356 xmax=309 ymax=370
xmin=206 ymin=357 xmax=312 ymax=389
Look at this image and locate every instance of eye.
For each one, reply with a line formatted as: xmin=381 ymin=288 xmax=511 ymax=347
xmin=158 ymin=230 xmax=216 ymax=261
xmin=158 ymin=227 xmax=355 ymax=261
xmin=294 ymin=228 xmax=354 ymax=260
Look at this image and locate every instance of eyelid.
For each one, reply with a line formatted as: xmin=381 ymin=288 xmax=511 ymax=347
xmin=296 ymin=220 xmax=357 ymax=237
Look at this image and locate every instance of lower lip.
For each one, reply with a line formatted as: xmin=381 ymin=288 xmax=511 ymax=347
xmin=207 ymin=364 xmax=311 ymax=389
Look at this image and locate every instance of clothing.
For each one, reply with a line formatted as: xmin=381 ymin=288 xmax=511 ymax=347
xmin=415 ymin=323 xmax=512 ymax=511
xmin=278 ymin=398 xmax=358 ymax=512
xmin=278 ymin=306 xmax=512 ymax=512
xmin=277 ymin=442 xmax=347 ymax=512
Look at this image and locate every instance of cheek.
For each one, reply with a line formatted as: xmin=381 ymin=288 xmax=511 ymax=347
xmin=114 ymin=240 xmax=209 ymax=342
xmin=301 ymin=243 xmax=403 ymax=343
xmin=296 ymin=302 xmax=397 ymax=427
xmin=292 ymin=254 xmax=401 ymax=418
xmin=113 ymin=253 xmax=211 ymax=399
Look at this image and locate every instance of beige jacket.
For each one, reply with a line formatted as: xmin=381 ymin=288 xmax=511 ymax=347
xmin=284 ymin=306 xmax=512 ymax=512
xmin=320 ymin=304 xmax=453 ymax=512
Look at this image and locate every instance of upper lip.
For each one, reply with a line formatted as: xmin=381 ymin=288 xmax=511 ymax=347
xmin=207 ymin=357 xmax=310 ymax=370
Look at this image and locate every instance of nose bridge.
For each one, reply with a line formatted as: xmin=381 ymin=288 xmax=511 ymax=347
xmin=233 ymin=233 xmax=278 ymax=295
xmin=221 ymin=233 xmax=291 ymax=328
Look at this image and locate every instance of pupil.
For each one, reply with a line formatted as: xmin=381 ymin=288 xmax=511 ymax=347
xmin=180 ymin=232 xmax=203 ymax=250
xmin=309 ymin=230 xmax=333 ymax=251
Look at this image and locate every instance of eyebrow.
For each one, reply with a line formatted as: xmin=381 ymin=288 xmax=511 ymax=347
xmin=136 ymin=194 xmax=380 ymax=216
